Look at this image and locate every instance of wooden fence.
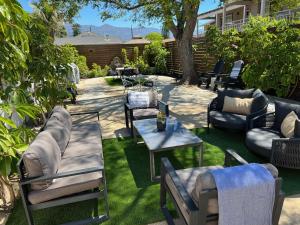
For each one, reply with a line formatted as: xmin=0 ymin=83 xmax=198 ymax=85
xmin=164 ymin=37 xmax=215 ymax=74
xmin=75 ymin=43 xmax=146 ymax=68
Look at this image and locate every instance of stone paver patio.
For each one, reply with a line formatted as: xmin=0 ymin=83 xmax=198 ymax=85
xmin=67 ymin=76 xmax=300 ymax=225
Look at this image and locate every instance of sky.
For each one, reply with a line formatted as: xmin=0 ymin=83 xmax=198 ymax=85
xmin=18 ymin=0 xmax=221 ymax=29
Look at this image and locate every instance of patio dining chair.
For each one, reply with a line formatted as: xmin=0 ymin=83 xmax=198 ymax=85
xmin=213 ymin=60 xmax=244 ymax=91
xmin=124 ymin=90 xmax=169 ymax=137
xmin=160 ymin=149 xmax=284 ymax=225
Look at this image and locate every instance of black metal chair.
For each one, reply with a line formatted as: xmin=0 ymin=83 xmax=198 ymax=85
xmin=213 ymin=60 xmax=244 ymax=91
xmin=160 ymin=149 xmax=284 ymax=225
xmin=246 ymin=100 xmax=300 ymax=169
xmin=207 ymin=89 xmax=268 ymax=132
xmin=198 ymin=59 xmax=225 ymax=89
xmin=124 ymin=90 xmax=169 ymax=137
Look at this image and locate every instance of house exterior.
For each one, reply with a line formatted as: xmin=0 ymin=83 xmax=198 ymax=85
xmin=197 ymin=0 xmax=269 ymax=33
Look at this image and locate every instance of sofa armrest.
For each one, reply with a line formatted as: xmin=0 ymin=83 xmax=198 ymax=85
xmin=246 ymin=105 xmax=268 ymax=130
xmin=249 ymin=112 xmax=275 ymax=129
xmin=70 ymin=111 xmax=100 ymax=121
xmin=224 ymin=149 xmax=248 ymax=166
xmin=271 ymin=138 xmax=300 ymax=169
xmin=21 ymin=166 xmax=104 ymax=185
xmin=208 ymin=97 xmax=218 ymax=112
xmin=161 ymin=157 xmax=198 ymax=212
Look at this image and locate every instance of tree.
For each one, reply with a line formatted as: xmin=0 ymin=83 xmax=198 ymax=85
xmin=54 ymin=0 xmax=202 ymax=84
xmin=270 ymin=0 xmax=300 ymax=13
xmin=72 ymin=23 xmax=81 ymax=36
xmin=161 ymin=22 xmax=170 ymax=39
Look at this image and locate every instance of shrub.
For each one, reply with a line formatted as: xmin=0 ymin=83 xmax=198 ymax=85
xmin=88 ymin=64 xmax=110 ymax=78
xmin=121 ymin=48 xmax=129 ymax=64
xmin=133 ymin=47 xmax=139 ymax=62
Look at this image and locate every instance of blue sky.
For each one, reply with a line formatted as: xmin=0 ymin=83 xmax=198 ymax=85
xmin=18 ymin=0 xmax=220 ymax=28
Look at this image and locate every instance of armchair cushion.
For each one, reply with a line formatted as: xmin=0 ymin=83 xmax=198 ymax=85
xmin=210 ymin=110 xmax=247 ymax=130
xmin=44 ymin=117 xmax=70 ymax=154
xmin=133 ymin=108 xmax=159 ymax=119
xmin=216 ymin=89 xmax=254 ymax=111
xmin=251 ymin=89 xmax=268 ymax=113
xmin=222 ymin=96 xmax=253 ymax=115
xmin=246 ymin=128 xmax=283 ymax=158
xmin=274 ymin=101 xmax=300 ymax=130
xmin=281 ymin=111 xmax=299 ymax=138
xmin=28 ymin=154 xmax=103 ymax=204
xmin=128 ymin=91 xmax=150 ymax=108
xmin=165 ymin=165 xmax=278 ymax=224
xmin=23 ymin=131 xmax=61 ymax=190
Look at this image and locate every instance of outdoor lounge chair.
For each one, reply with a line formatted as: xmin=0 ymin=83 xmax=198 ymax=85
xmin=246 ymin=101 xmax=300 ymax=169
xmin=213 ymin=60 xmax=244 ymax=91
xmin=207 ymin=88 xmax=268 ymax=131
xmin=198 ymin=59 xmax=224 ymax=89
xmin=18 ymin=106 xmax=108 ymax=225
xmin=160 ymin=149 xmax=284 ymax=225
xmin=124 ymin=90 xmax=169 ymax=137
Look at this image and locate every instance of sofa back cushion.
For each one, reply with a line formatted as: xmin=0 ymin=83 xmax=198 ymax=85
xmin=44 ymin=117 xmax=70 ymax=154
xmin=222 ymin=96 xmax=253 ymax=115
xmin=51 ymin=106 xmax=72 ymax=131
xmin=216 ymin=89 xmax=254 ymax=111
xmin=251 ymin=89 xmax=268 ymax=113
xmin=281 ymin=111 xmax=299 ymax=138
xmin=23 ymin=131 xmax=61 ymax=190
xmin=274 ymin=101 xmax=300 ymax=130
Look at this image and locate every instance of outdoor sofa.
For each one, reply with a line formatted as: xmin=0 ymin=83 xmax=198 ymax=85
xmin=246 ymin=101 xmax=300 ymax=169
xmin=160 ymin=149 xmax=284 ymax=225
xmin=18 ymin=106 xmax=109 ymax=225
xmin=207 ymin=88 xmax=268 ymax=131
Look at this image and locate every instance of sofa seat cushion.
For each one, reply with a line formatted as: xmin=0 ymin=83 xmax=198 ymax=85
xmin=166 ymin=166 xmax=222 ymax=225
xmin=63 ymin=122 xmax=102 ymax=159
xmin=23 ymin=131 xmax=61 ymax=190
xmin=44 ymin=117 xmax=70 ymax=154
xmin=210 ymin=110 xmax=247 ymax=130
xmin=133 ymin=108 xmax=159 ymax=119
xmin=246 ymin=128 xmax=283 ymax=158
xmin=28 ymin=154 xmax=103 ymax=204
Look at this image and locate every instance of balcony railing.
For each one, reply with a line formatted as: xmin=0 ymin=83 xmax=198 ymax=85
xmin=224 ymin=18 xmax=249 ymax=31
xmin=275 ymin=7 xmax=300 ymax=21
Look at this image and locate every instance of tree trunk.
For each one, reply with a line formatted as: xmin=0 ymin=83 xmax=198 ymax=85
xmin=0 ymin=175 xmax=15 ymax=211
xmin=177 ymin=37 xmax=198 ymax=84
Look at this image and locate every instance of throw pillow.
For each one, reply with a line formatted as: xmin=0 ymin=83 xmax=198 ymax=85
xmin=295 ymin=119 xmax=300 ymax=138
xmin=222 ymin=96 xmax=254 ymax=115
xmin=281 ymin=111 xmax=299 ymax=138
xmin=128 ymin=92 xmax=150 ymax=108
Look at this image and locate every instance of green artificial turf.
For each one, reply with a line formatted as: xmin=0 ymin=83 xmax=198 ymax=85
xmin=7 ymin=128 xmax=300 ymax=225
xmin=105 ymin=78 xmax=123 ymax=86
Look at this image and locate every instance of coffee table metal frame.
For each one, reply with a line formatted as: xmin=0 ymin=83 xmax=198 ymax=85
xmin=133 ymin=118 xmax=204 ymax=182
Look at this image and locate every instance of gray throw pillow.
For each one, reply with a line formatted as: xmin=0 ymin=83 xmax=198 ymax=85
xmin=251 ymin=89 xmax=268 ymax=114
xmin=51 ymin=106 xmax=72 ymax=131
xmin=23 ymin=131 xmax=61 ymax=190
xmin=295 ymin=119 xmax=300 ymax=138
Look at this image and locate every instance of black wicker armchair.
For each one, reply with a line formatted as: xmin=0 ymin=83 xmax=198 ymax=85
xmin=124 ymin=91 xmax=169 ymax=137
xmin=160 ymin=149 xmax=284 ymax=225
xmin=207 ymin=89 xmax=268 ymax=132
xmin=246 ymin=101 xmax=300 ymax=169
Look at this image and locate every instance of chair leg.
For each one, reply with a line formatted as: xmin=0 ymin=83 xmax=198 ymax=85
xmin=20 ymin=186 xmax=34 ymax=225
xmin=124 ymin=106 xmax=129 ymax=128
xmin=129 ymin=110 xmax=134 ymax=137
xmin=103 ymin=172 xmax=110 ymax=218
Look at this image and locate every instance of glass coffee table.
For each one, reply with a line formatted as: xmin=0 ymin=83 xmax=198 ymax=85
xmin=133 ymin=117 xmax=203 ymax=181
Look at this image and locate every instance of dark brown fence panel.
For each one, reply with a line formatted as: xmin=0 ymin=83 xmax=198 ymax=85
xmin=75 ymin=44 xmax=146 ymax=68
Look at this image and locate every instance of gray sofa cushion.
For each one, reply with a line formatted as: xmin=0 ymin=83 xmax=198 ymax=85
xmin=251 ymin=89 xmax=268 ymax=113
xmin=51 ymin=106 xmax=72 ymax=131
xmin=216 ymin=89 xmax=254 ymax=111
xmin=63 ymin=122 xmax=103 ymax=159
xmin=246 ymin=128 xmax=283 ymax=158
xmin=209 ymin=110 xmax=247 ymax=130
xmin=27 ymin=154 xmax=103 ymax=204
xmin=44 ymin=117 xmax=70 ymax=154
xmin=274 ymin=101 xmax=300 ymax=131
xmin=23 ymin=131 xmax=61 ymax=190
